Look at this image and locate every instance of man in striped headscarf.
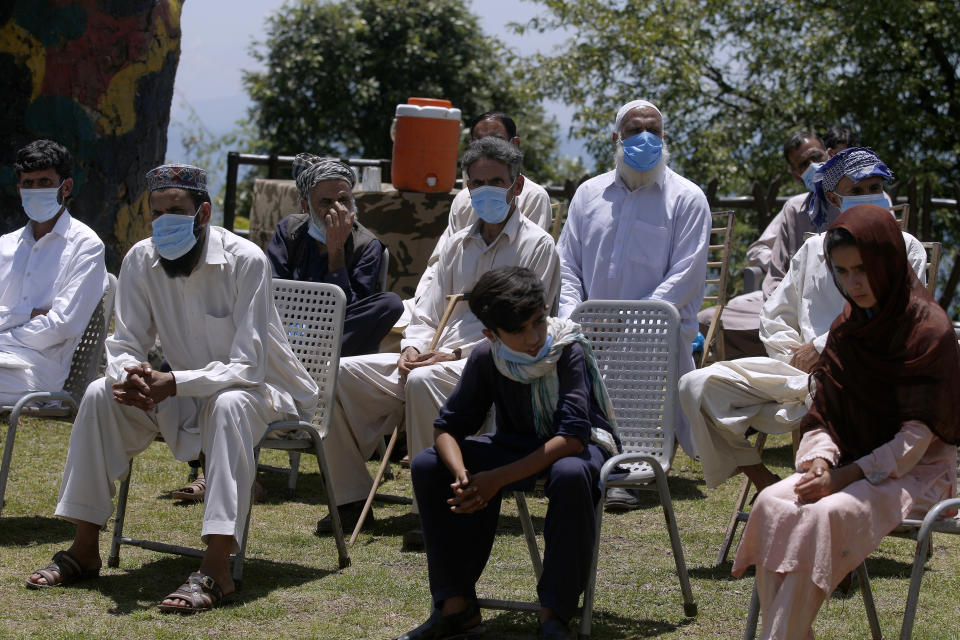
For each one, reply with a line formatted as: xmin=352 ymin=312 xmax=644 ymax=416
xmin=266 ymin=153 xmax=403 ymax=357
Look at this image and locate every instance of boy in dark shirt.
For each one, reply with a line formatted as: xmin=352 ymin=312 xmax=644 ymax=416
xmin=396 ymin=266 xmax=620 ymax=640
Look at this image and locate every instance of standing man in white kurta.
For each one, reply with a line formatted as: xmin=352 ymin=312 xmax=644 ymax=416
xmin=679 ymin=149 xmax=924 ymax=492
xmin=0 ymin=139 xmax=106 ymax=403
xmin=556 ymin=99 xmax=711 ymax=508
xmin=320 ymin=137 xmax=560 ymax=537
xmin=25 ymin=164 xmax=318 ymax=614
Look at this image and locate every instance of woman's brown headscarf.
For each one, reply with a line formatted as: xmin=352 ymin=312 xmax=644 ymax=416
xmin=801 ymin=204 xmax=960 ymax=463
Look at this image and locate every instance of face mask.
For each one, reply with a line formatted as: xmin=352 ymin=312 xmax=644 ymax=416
xmin=20 ymin=185 xmax=63 ymax=223
xmin=470 ymin=181 xmax=515 ymax=224
xmin=496 ymin=334 xmax=553 ymax=365
xmin=800 ymin=162 xmax=823 ymax=192
xmin=619 ymin=131 xmax=662 ymax=172
xmin=152 ymin=207 xmax=202 ymax=260
xmin=837 ymin=192 xmax=889 ymax=213
xmin=307 ymin=202 xmax=326 ymax=243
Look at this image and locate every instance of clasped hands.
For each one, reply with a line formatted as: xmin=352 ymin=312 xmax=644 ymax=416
xmin=794 ymin=457 xmax=859 ymax=504
xmin=112 ymin=361 xmax=176 ymax=411
xmin=447 ymin=469 xmax=500 ymax=515
xmin=398 ymin=346 xmax=458 ymax=380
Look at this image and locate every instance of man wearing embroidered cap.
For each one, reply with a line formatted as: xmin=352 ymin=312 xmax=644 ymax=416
xmin=25 ymin=163 xmax=320 ymax=613
xmin=265 ymin=153 xmax=403 ymax=356
xmin=556 ymin=99 xmax=711 ymax=509
xmin=0 ymin=139 xmax=107 ymax=405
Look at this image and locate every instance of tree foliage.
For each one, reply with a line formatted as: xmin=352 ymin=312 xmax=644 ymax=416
xmin=243 ymin=0 xmax=562 ymax=182
xmin=518 ymin=0 xmax=960 ymax=190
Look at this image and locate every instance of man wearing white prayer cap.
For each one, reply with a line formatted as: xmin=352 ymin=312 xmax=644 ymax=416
xmin=556 ymin=99 xmax=712 ymax=509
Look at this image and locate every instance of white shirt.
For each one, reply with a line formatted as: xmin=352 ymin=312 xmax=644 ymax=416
xmin=402 ymin=210 xmax=560 ymax=357
xmin=0 ymin=211 xmax=107 ymax=392
xmin=413 ymin=177 xmax=553 ymax=301
xmin=107 ymin=226 xmax=318 ymax=418
xmin=760 ymin=231 xmax=927 ymax=362
xmin=556 ymin=167 xmax=712 ymax=340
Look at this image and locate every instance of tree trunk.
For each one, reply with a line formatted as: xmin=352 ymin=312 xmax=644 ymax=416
xmin=0 ymin=0 xmax=184 ymax=269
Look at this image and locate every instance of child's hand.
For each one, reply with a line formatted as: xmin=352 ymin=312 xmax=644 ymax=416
xmin=448 ymin=470 xmax=499 ymax=514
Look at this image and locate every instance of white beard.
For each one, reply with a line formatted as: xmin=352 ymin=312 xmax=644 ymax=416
xmin=615 ymin=143 xmax=670 ymax=191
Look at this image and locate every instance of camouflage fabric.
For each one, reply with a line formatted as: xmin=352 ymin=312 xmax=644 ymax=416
xmin=249 ymin=178 xmax=455 ymax=297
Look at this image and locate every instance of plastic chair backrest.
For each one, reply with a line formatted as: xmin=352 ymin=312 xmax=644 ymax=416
xmin=271 ymin=279 xmax=345 ymax=435
xmin=571 ymin=299 xmax=680 ymax=468
xmin=62 ymin=273 xmax=117 ymax=405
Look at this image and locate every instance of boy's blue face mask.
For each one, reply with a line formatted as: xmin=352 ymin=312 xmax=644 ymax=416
xmin=497 ymin=334 xmax=553 ymax=365
xmin=837 ymin=192 xmax=889 ymax=213
xmin=619 ymin=131 xmax=662 ymax=172
xmin=152 ymin=206 xmax=202 ymax=260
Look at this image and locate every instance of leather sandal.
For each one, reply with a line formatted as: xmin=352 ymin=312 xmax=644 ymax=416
xmin=172 ymin=474 xmax=206 ymax=501
xmin=157 ymin=572 xmax=227 ymax=614
xmin=25 ymin=550 xmax=100 ymax=589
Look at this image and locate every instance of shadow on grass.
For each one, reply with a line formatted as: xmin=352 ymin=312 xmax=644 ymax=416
xmin=92 ymin=554 xmax=334 ymax=615
xmin=686 ymin=561 xmax=752 ymax=582
xmin=0 ymin=515 xmax=75 ymax=546
xmin=481 ymin=608 xmax=692 ymax=639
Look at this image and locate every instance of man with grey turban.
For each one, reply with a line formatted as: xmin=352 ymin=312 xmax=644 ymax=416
xmin=556 ymin=99 xmax=711 ymax=509
xmin=266 ymin=153 xmax=403 ymax=356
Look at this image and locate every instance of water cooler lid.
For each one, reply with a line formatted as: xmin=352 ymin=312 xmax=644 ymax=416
xmin=395 ymin=104 xmax=462 ymax=121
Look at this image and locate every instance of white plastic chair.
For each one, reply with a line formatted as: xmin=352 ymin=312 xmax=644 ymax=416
xmin=0 ymin=273 xmax=117 ymax=517
xmin=476 ymin=299 xmax=697 ymax=637
xmin=107 ymin=279 xmax=350 ymax=584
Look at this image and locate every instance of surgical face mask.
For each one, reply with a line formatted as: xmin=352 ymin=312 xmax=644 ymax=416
xmin=152 ymin=207 xmax=202 ymax=260
xmin=470 ymin=180 xmax=516 ymax=224
xmin=497 ymin=334 xmax=553 ymax=365
xmin=800 ymin=162 xmax=823 ymax=192
xmin=837 ymin=192 xmax=889 ymax=213
xmin=20 ymin=184 xmax=63 ymax=223
xmin=307 ymin=202 xmax=326 ymax=243
xmin=618 ymin=131 xmax=662 ymax=172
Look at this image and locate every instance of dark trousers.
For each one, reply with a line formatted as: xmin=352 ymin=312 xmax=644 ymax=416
xmin=411 ymin=433 xmax=608 ymax=622
xmin=341 ymin=291 xmax=404 ymax=357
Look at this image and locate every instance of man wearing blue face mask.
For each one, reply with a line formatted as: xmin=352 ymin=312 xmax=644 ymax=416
xmin=266 ymin=154 xmax=403 ymax=357
xmin=556 ymin=99 xmax=711 ymax=507
xmin=697 ymin=130 xmax=829 ymax=359
xmin=320 ymin=137 xmax=560 ymax=544
xmin=0 ymin=139 xmax=107 ymax=405
xmin=26 ymin=164 xmax=319 ymax=614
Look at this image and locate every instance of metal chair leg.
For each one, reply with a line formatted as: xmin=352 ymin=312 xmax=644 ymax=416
xmin=578 ymin=489 xmax=608 ymax=639
xmin=314 ymin=434 xmax=350 ymax=568
xmin=652 ymin=468 xmax=696 ymax=617
xmin=514 ymin=492 xmax=543 ymax=579
xmin=286 ymin=451 xmax=301 ymax=495
xmin=718 ymin=432 xmax=767 ymax=565
xmin=857 ymin=562 xmax=883 ymax=640
xmin=0 ymin=414 xmax=20 ymax=517
xmin=743 ymin=581 xmax=759 ymax=640
xmin=108 ymin=460 xmax=134 ymax=568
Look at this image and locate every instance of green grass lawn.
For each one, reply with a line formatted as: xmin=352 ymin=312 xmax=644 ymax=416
xmin=2 ymin=418 xmax=957 ymax=639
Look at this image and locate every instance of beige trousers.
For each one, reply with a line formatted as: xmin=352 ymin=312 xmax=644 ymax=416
xmin=55 ymin=377 xmax=287 ymax=553
xmin=324 ymin=352 xmax=466 ymax=507
xmin=678 ymin=357 xmax=810 ymax=488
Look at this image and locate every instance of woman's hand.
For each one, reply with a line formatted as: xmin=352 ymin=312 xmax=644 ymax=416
xmin=794 ymin=458 xmax=862 ymax=504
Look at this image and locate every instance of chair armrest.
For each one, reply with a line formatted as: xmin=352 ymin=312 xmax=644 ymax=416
xmin=599 ymin=451 xmax=668 ymax=486
xmin=917 ymin=498 xmax=960 ymax=542
xmin=8 ymin=391 xmax=76 ymax=424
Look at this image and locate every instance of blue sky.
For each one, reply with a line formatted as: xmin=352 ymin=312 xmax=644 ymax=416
xmin=166 ymin=0 xmax=587 ymax=191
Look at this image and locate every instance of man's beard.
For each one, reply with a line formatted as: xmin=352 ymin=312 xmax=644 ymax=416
xmin=160 ymin=225 xmax=207 ymax=278
xmin=615 ymin=142 xmax=670 ymax=191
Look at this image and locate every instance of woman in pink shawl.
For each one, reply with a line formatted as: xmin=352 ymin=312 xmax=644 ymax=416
xmin=732 ymin=204 xmax=960 ymax=639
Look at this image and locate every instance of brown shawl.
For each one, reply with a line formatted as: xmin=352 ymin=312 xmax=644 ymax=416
xmin=801 ymin=204 xmax=960 ymax=463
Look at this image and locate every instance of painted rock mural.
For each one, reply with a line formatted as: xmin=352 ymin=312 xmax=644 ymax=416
xmin=0 ymin=0 xmax=183 ymax=268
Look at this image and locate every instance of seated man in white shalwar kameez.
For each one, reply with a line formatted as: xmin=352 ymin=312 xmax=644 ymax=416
xmin=25 ymin=164 xmax=318 ymax=614
xmin=679 ymin=147 xmax=925 ymax=492
xmin=0 ymin=139 xmax=106 ymax=404
xmin=556 ymin=99 xmax=712 ymax=509
xmin=319 ymin=137 xmax=560 ymax=538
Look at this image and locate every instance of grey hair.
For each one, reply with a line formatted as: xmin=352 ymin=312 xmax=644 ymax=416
xmin=462 ymin=136 xmax=523 ymax=182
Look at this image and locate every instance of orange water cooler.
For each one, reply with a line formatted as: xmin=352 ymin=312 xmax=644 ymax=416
xmin=391 ymin=97 xmax=461 ymax=193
